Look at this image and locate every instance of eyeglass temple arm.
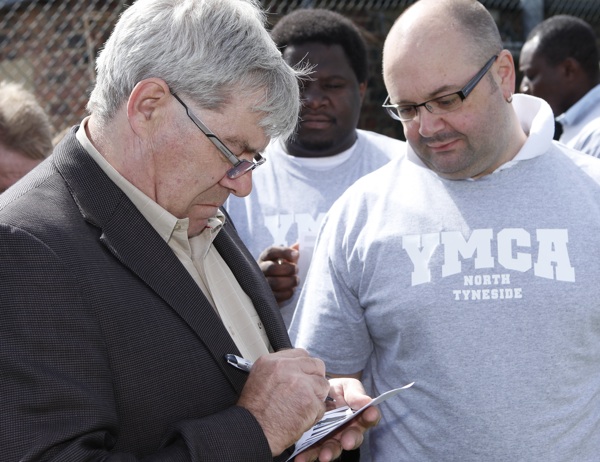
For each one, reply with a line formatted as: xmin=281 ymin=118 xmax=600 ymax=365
xmin=171 ymin=91 xmax=242 ymax=166
xmin=460 ymin=55 xmax=498 ymax=99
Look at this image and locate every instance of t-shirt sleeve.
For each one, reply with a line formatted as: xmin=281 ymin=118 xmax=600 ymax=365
xmin=289 ymin=198 xmax=373 ymax=375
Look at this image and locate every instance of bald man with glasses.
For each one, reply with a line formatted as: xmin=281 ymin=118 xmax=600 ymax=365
xmin=290 ymin=0 xmax=600 ymax=460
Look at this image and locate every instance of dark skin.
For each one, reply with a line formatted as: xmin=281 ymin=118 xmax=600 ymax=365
xmin=284 ymin=42 xmax=366 ymax=158
xmin=519 ymin=35 xmax=599 ymax=116
xmin=258 ymin=243 xmax=300 ymax=303
xmin=259 ymin=42 xmax=366 ymax=302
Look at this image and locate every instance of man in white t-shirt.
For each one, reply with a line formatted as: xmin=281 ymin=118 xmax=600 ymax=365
xmin=225 ymin=9 xmax=404 ymax=326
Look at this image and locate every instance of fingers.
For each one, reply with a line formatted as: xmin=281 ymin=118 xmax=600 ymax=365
xmin=331 ymin=380 xmax=380 ymax=434
xmin=259 ymin=258 xmax=297 ymax=277
xmin=359 ymin=405 xmax=381 ymax=427
xmin=258 ymin=244 xmax=300 ymax=264
xmin=293 ymin=378 xmax=380 ymax=461
xmin=258 ymin=246 xmax=299 ymax=279
xmin=328 ymin=377 xmax=372 ymax=410
xmin=264 ymin=268 xmax=299 ymax=291
xmin=237 ymin=349 xmax=331 ymax=456
xmin=255 ymin=348 xmax=326 ymax=376
xmin=338 ymin=424 xmax=365 ymax=451
xmin=261 ymin=268 xmax=298 ymax=303
xmin=257 ymin=245 xmax=300 ymax=303
xmin=293 ymin=425 xmax=363 ymax=462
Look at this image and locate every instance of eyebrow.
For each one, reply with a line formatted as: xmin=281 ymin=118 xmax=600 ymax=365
xmin=224 ymin=136 xmax=264 ymax=156
xmin=315 ymin=73 xmax=349 ymax=81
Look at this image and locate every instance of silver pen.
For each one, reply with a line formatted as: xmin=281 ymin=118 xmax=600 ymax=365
xmin=225 ymin=353 xmax=254 ymax=372
xmin=225 ymin=353 xmax=335 ymax=402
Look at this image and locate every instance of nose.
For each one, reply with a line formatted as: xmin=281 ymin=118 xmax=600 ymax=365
xmin=415 ymin=107 xmax=445 ymax=138
xmin=302 ymin=83 xmax=327 ymax=109
xmin=220 ymin=169 xmax=253 ymax=198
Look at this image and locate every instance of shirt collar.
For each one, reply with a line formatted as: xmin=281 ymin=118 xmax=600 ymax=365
xmin=278 ymin=135 xmax=358 ymax=170
xmin=556 ymin=83 xmax=600 ymax=127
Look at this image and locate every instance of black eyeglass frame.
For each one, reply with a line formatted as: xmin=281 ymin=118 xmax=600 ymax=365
xmin=383 ymin=55 xmax=499 ymax=122
xmin=171 ymin=92 xmax=266 ymax=179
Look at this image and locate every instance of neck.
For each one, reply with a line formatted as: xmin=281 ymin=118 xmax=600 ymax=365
xmin=284 ymin=131 xmax=357 ymax=158
xmin=87 ymin=115 xmax=158 ymax=200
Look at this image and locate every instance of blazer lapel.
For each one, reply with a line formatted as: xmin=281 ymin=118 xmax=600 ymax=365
xmin=54 ymin=131 xmax=248 ymax=394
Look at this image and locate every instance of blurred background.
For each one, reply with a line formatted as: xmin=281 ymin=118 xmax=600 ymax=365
xmin=1 ymin=0 xmax=599 ymax=141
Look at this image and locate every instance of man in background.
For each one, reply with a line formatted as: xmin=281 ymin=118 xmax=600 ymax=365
xmin=519 ymin=14 xmax=600 ymax=156
xmin=0 ymin=80 xmax=53 ymax=193
xmin=225 ymin=9 xmax=404 ymax=326
xmin=291 ymin=0 xmax=600 ymax=460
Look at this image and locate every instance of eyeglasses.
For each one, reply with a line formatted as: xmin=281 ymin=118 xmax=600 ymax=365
xmin=171 ymin=92 xmax=266 ymax=179
xmin=383 ymin=55 xmax=498 ymax=122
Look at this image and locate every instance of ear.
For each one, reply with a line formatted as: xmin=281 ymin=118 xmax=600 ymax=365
xmin=127 ymin=78 xmax=170 ymax=136
xmin=560 ymin=57 xmax=582 ymax=81
xmin=494 ymin=50 xmax=517 ymax=101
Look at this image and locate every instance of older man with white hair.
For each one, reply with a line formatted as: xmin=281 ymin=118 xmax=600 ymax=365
xmin=0 ymin=1 xmax=378 ymax=460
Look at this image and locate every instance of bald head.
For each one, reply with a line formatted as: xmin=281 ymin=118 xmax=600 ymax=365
xmin=384 ymin=0 xmax=502 ymax=85
xmin=384 ymin=0 xmax=503 ymax=108
xmin=381 ymin=0 xmax=524 ymax=180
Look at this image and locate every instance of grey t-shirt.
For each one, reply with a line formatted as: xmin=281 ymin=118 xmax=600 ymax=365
xmin=290 ymin=95 xmax=600 ymax=461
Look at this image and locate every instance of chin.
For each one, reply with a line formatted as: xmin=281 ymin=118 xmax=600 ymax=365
xmin=297 ymin=137 xmax=336 ymax=152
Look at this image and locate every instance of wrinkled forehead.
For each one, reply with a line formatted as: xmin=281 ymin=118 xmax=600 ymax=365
xmin=214 ymin=92 xmax=271 ymax=153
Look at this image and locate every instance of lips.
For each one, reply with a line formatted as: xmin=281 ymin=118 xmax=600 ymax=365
xmin=429 ymin=141 xmax=456 ymax=150
xmin=300 ymin=114 xmax=334 ymax=129
xmin=426 ymin=137 xmax=461 ymax=153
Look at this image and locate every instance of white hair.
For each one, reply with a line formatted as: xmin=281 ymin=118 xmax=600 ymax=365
xmin=88 ymin=0 xmax=302 ymax=138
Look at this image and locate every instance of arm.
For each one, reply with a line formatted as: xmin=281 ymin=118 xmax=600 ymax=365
xmin=287 ymin=208 xmax=376 ymax=461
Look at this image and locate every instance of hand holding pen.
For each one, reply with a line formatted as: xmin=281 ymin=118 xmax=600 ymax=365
xmin=226 ymin=354 xmax=335 ymax=402
xmin=231 ymin=348 xmax=335 ymax=457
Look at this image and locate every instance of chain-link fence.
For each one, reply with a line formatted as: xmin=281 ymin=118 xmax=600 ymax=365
xmin=2 ymin=0 xmax=600 ymax=141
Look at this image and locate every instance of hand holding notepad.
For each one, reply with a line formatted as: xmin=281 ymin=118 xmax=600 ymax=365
xmin=287 ymin=382 xmax=415 ymax=461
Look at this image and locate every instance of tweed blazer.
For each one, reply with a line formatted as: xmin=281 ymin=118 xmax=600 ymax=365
xmin=0 ymin=129 xmax=293 ymax=461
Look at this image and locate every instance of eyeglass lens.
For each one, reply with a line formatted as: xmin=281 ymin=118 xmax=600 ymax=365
xmin=384 ymin=55 xmax=498 ymax=121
